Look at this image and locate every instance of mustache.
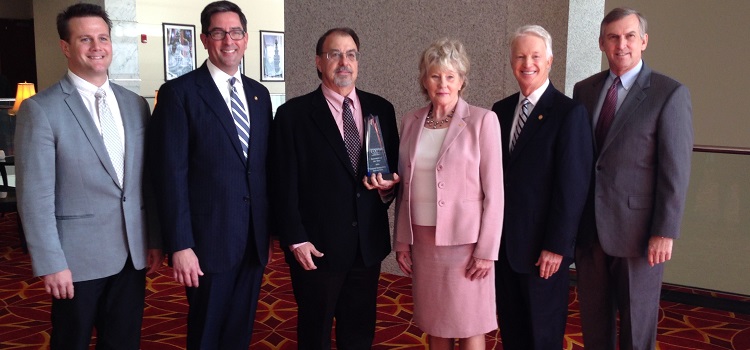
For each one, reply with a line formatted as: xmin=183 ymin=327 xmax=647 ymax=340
xmin=335 ymin=67 xmax=353 ymax=74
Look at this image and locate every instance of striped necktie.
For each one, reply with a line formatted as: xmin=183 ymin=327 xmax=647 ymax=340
xmin=229 ymin=77 xmax=250 ymax=158
xmin=95 ymin=88 xmax=124 ymax=186
xmin=510 ymin=98 xmax=530 ymax=151
xmin=342 ymin=97 xmax=361 ymax=171
xmin=595 ymin=76 xmax=620 ymax=150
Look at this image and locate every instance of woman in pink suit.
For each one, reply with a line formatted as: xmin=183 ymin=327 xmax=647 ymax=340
xmin=393 ymin=38 xmax=504 ymax=350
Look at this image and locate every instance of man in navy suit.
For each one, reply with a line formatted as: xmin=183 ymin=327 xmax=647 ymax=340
xmin=270 ymin=27 xmax=399 ymax=349
xmin=148 ymin=1 xmax=272 ymax=349
xmin=492 ymin=25 xmax=593 ymax=350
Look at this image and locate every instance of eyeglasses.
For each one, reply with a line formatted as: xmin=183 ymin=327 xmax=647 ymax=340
xmin=321 ymin=50 xmax=361 ymax=62
xmin=207 ymin=29 xmax=246 ymax=41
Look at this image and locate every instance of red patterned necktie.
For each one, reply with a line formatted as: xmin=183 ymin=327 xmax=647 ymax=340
xmin=595 ymin=76 xmax=620 ymax=150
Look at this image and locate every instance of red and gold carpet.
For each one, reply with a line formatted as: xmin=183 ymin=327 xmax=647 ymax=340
xmin=1 ymin=212 xmax=749 ymax=349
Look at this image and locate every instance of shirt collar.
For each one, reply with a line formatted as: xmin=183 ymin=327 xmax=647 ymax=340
xmin=67 ymin=70 xmax=111 ymax=95
xmin=610 ymin=59 xmax=643 ymax=91
xmin=206 ymin=59 xmax=243 ymax=88
xmin=519 ymin=78 xmax=549 ymax=106
xmin=321 ymin=83 xmax=359 ymax=112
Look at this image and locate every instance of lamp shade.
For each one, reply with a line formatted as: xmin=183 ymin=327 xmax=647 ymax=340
xmin=10 ymin=82 xmax=36 ymax=116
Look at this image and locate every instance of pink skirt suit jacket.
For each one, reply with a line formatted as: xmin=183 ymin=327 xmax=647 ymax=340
xmin=394 ymin=97 xmax=504 ymax=260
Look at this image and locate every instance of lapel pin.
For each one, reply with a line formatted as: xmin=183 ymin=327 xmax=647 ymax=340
xmin=254 ymin=96 xmax=258 ymax=101
xmin=538 ymin=114 xmax=543 ymax=120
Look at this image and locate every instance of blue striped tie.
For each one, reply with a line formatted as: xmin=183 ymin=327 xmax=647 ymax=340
xmin=510 ymin=98 xmax=530 ymax=151
xmin=229 ymin=77 xmax=250 ymax=158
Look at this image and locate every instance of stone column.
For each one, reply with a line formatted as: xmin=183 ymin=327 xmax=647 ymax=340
xmin=105 ymin=0 xmax=140 ymax=94
xmin=565 ymin=0 xmax=605 ymax=96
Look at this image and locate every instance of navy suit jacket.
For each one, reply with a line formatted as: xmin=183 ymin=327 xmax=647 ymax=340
xmin=270 ymin=86 xmax=398 ymax=271
xmin=492 ymin=83 xmax=593 ymax=273
xmin=149 ymin=63 xmax=272 ymax=272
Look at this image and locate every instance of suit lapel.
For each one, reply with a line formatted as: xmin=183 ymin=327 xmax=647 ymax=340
xmin=61 ymin=76 xmax=122 ymax=188
xmin=112 ymin=84 xmax=137 ymax=190
xmin=195 ymin=65 xmax=247 ymax=165
xmin=310 ymin=87 xmax=357 ymax=177
xmin=600 ymin=65 xmax=651 ymax=155
xmin=437 ymin=97 xmax=469 ymax=162
xmin=509 ymin=85 xmax=555 ymax=163
xmin=242 ymin=76 xmax=263 ymax=165
xmin=404 ymin=105 xmax=430 ymax=179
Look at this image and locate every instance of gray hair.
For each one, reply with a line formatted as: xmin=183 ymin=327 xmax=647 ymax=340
xmin=418 ymin=38 xmax=470 ymax=97
xmin=510 ymin=25 xmax=553 ymax=59
xmin=600 ymin=7 xmax=648 ymax=40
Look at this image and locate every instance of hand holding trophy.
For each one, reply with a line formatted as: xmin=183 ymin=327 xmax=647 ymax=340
xmin=362 ymin=114 xmax=399 ymax=192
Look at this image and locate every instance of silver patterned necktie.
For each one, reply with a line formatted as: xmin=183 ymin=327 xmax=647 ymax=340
xmin=342 ymin=97 xmax=361 ymax=171
xmin=510 ymin=98 xmax=530 ymax=151
xmin=94 ymin=88 xmax=124 ymax=186
xmin=229 ymin=77 xmax=250 ymax=158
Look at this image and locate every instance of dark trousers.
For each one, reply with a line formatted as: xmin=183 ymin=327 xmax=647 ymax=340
xmin=288 ymin=254 xmax=381 ymax=350
xmin=495 ymin=244 xmax=571 ymax=350
xmin=575 ymin=240 xmax=664 ymax=350
xmin=185 ymin=245 xmax=264 ymax=350
xmin=50 ymin=256 xmax=146 ymax=350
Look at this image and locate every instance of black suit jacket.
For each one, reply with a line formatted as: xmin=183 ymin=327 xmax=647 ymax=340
xmin=270 ymin=86 xmax=398 ymax=271
xmin=148 ymin=63 xmax=272 ymax=272
xmin=492 ymin=83 xmax=594 ymax=273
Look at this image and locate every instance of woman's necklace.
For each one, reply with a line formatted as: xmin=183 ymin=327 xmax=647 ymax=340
xmin=425 ymin=105 xmax=455 ymax=129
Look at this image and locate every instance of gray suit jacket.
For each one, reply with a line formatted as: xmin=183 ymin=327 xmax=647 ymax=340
xmin=573 ymin=63 xmax=693 ymax=257
xmin=15 ymin=75 xmax=159 ymax=282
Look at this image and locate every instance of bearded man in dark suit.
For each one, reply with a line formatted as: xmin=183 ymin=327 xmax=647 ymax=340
xmin=270 ymin=27 xmax=399 ymax=350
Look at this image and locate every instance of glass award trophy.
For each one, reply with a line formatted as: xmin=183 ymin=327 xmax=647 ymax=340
xmin=364 ymin=114 xmax=392 ymax=180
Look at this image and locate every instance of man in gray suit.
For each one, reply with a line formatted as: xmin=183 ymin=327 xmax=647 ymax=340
xmin=15 ymin=3 xmax=162 ymax=349
xmin=573 ymin=7 xmax=693 ymax=350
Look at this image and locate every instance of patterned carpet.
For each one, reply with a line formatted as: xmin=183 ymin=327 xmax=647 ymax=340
xmin=1 ymin=212 xmax=749 ymax=349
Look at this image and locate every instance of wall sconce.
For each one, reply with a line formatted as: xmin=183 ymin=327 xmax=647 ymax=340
xmin=9 ymin=82 xmax=36 ymax=116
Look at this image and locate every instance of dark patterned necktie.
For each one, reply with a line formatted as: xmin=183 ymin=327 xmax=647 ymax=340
xmin=342 ymin=97 xmax=360 ymax=171
xmin=595 ymin=76 xmax=620 ymax=150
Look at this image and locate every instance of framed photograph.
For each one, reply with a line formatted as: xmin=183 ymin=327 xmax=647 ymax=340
xmin=260 ymin=31 xmax=284 ymax=81
xmin=163 ymin=23 xmax=197 ymax=81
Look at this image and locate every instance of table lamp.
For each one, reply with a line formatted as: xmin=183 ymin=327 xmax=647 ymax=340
xmin=9 ymin=82 xmax=36 ymax=116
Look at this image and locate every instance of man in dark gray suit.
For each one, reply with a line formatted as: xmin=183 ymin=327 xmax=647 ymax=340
xmin=573 ymin=7 xmax=693 ymax=350
xmin=15 ymin=3 xmax=162 ymax=348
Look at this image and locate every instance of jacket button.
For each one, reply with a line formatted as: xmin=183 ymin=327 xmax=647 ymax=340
xmin=438 ymin=182 xmax=445 ymax=188
xmin=122 ymin=196 xmax=126 ymax=202
xmin=352 ymin=221 xmax=358 ymax=227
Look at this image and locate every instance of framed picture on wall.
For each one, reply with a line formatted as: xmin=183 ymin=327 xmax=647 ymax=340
xmin=260 ymin=31 xmax=284 ymax=81
xmin=162 ymin=23 xmax=197 ymax=81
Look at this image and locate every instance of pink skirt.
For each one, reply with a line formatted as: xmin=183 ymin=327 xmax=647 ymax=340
xmin=410 ymin=225 xmax=498 ymax=338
